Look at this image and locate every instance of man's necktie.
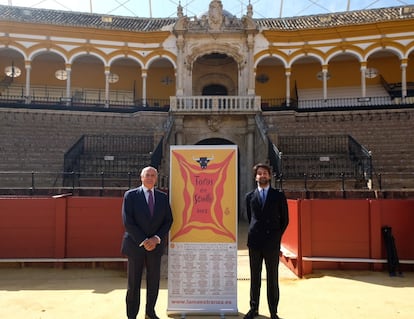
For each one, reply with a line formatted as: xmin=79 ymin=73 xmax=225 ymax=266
xmin=261 ymin=189 xmax=266 ymax=207
xmin=148 ymin=189 xmax=154 ymax=216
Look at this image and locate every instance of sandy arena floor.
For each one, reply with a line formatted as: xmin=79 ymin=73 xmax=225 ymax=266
xmin=1 ymin=221 xmax=413 ymax=319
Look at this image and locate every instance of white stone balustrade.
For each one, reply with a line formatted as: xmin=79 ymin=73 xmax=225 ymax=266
xmin=170 ymin=96 xmax=261 ymax=112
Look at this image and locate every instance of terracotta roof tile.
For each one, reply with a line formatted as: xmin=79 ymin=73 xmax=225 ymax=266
xmin=0 ymin=4 xmax=413 ymax=32
xmin=0 ymin=5 xmax=177 ymax=32
xmin=255 ymin=6 xmax=414 ymax=30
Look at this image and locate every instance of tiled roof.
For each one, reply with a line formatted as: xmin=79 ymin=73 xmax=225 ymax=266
xmin=0 ymin=4 xmax=413 ymax=32
xmin=0 ymin=5 xmax=178 ymax=32
xmin=256 ymin=6 xmax=414 ymax=30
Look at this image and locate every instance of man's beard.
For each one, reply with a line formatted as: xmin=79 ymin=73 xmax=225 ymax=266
xmin=257 ymin=178 xmax=270 ymax=187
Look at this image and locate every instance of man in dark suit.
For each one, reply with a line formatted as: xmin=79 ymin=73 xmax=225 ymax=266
xmin=244 ymin=163 xmax=289 ymax=319
xmin=121 ymin=166 xmax=173 ymax=319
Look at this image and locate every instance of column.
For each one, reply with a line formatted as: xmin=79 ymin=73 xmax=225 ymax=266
xmin=246 ymin=116 xmax=255 ymax=187
xmin=360 ymin=62 xmax=367 ymax=98
xmin=104 ymin=67 xmax=110 ymax=108
xmin=24 ymin=60 xmax=31 ymax=104
xmin=65 ymin=64 xmax=72 ymax=106
xmin=247 ymin=33 xmax=255 ymax=95
xmin=176 ymin=35 xmax=184 ymax=96
xmin=322 ymin=65 xmax=328 ymax=100
xmin=285 ymin=68 xmax=291 ymax=107
xmin=401 ymin=59 xmax=407 ymax=99
xmin=142 ymin=70 xmax=147 ymax=106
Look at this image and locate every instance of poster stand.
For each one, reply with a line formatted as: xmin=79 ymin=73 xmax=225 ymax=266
xmin=167 ymin=145 xmax=239 ymax=316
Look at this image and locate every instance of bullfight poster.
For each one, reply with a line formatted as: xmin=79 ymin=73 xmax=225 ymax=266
xmin=167 ymin=145 xmax=238 ymax=316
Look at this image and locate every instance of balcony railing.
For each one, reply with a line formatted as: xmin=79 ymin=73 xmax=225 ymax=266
xmin=297 ymin=96 xmax=393 ymax=109
xmin=261 ymin=96 xmax=414 ymax=109
xmin=0 ymin=84 xmax=170 ymax=109
xmin=2 ymin=86 xmax=413 ymax=112
xmin=170 ymin=96 xmax=261 ymax=112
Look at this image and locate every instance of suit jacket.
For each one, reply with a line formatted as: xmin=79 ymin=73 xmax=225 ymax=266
xmin=121 ymin=186 xmax=173 ymax=257
xmin=245 ymin=187 xmax=289 ymax=250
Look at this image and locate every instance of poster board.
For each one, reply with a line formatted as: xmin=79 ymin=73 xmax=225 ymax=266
xmin=167 ymin=145 xmax=238 ymax=316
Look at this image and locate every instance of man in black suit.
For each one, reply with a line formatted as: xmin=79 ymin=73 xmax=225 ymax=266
xmin=244 ymin=163 xmax=289 ymax=319
xmin=121 ymin=166 xmax=173 ymax=319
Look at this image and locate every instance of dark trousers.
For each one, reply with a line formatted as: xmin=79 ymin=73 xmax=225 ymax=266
xmin=126 ymin=247 xmax=162 ymax=319
xmin=248 ymin=247 xmax=280 ymax=315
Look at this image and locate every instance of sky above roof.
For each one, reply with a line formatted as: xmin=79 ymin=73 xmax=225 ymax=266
xmin=1 ymin=0 xmax=414 ymax=18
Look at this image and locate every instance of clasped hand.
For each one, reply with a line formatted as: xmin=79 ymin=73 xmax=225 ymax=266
xmin=143 ymin=237 xmax=158 ymax=251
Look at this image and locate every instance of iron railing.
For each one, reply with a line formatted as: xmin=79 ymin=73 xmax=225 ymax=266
xmin=63 ymin=135 xmax=155 ymax=187
xmin=1 ymin=90 xmax=413 ymax=112
xmin=1 ymin=170 xmax=413 ymax=197
xmin=297 ymin=96 xmax=394 ymax=109
xmin=348 ymin=135 xmax=372 ymax=179
xmin=271 ymin=135 xmax=372 ymax=182
xmin=64 ymin=135 xmax=85 ymax=174
xmin=0 ymin=84 xmax=171 ymax=109
xmin=261 ymin=98 xmax=297 ymax=108
xmin=0 ymin=170 xmax=169 ymax=195
xmin=380 ymin=75 xmax=414 ymax=99
xmin=261 ymin=95 xmax=414 ymax=109
xmin=278 ymin=135 xmax=349 ymax=154
xmin=280 ymin=154 xmax=356 ymax=179
xmin=150 ymin=137 xmax=164 ymax=170
xmin=268 ymin=139 xmax=282 ymax=178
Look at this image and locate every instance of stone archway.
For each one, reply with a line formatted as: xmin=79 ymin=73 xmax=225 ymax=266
xmin=202 ymin=84 xmax=228 ymax=96
xmin=196 ymin=137 xmax=234 ymax=145
xmin=192 ymin=53 xmax=238 ymax=95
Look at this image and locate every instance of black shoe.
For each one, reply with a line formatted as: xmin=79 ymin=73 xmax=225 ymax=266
xmin=244 ymin=309 xmax=259 ymax=319
xmin=270 ymin=314 xmax=280 ymax=319
xmin=145 ymin=314 xmax=160 ymax=319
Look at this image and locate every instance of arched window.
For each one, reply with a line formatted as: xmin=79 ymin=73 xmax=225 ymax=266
xmin=202 ymin=84 xmax=228 ymax=96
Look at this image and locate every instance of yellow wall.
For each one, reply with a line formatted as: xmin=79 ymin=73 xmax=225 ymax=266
xmin=146 ymin=67 xmax=175 ymax=100
xmin=31 ymin=60 xmax=66 ymax=87
xmin=408 ymin=55 xmax=414 ymax=83
xmin=0 ymin=60 xmax=25 ymax=86
xmin=291 ymin=62 xmax=322 ymax=89
xmin=255 ymin=65 xmax=286 ymax=99
xmin=328 ymin=60 xmax=360 ymax=87
xmin=110 ymin=64 xmax=142 ymax=94
xmin=368 ymin=56 xmax=401 ymax=83
xmin=71 ymin=62 xmax=105 ymax=89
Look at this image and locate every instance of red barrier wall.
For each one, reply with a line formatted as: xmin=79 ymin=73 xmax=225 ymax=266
xmin=0 ymin=196 xmax=124 ymax=259
xmin=283 ymin=200 xmax=300 ymax=254
xmin=280 ymin=200 xmax=301 ymax=274
xmin=0 ymin=198 xmax=57 ymax=258
xmin=302 ymin=199 xmax=371 ymax=257
xmin=1 ymin=197 xmax=413 ymax=276
xmin=371 ymin=200 xmax=414 ymax=259
xmin=280 ymin=199 xmax=414 ymax=277
xmin=65 ymin=197 xmax=124 ymax=257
